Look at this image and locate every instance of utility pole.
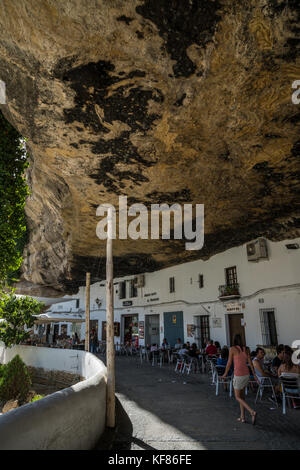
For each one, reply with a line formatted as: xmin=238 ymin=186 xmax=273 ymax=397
xmin=106 ymin=207 xmax=115 ymax=428
xmin=85 ymin=272 xmax=91 ymax=352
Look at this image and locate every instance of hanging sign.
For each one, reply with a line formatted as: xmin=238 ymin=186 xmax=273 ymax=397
xmin=226 ymin=303 xmax=242 ymax=313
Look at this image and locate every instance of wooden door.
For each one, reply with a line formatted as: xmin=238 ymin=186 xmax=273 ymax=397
xmin=228 ymin=314 xmax=245 ymax=347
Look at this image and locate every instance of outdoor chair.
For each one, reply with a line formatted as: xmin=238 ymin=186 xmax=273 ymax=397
xmin=279 ymin=374 xmax=300 ymax=414
xmin=207 ymin=358 xmax=217 ymax=384
xmin=152 ymin=350 xmax=162 ymax=367
xmin=245 ymin=365 xmax=258 ymax=396
xmin=139 ymin=347 xmax=149 ymax=364
xmin=255 ymin=376 xmax=278 ymax=407
xmin=182 ymin=356 xmax=197 ymax=375
xmin=213 ymin=364 xmax=233 ymax=396
xmin=160 ymin=349 xmax=170 ymax=365
xmin=175 ymin=355 xmax=185 ymax=373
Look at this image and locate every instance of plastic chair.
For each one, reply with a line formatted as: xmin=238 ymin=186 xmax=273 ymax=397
xmin=182 ymin=356 xmax=197 ymax=375
xmin=213 ymin=365 xmax=233 ymax=396
xmin=279 ymin=374 xmax=300 ymax=414
xmin=255 ymin=376 xmax=278 ymax=407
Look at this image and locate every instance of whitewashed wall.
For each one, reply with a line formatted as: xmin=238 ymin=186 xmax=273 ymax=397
xmin=49 ymin=237 xmax=300 ymax=351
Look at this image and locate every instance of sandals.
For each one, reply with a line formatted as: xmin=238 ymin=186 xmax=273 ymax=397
xmin=237 ymin=417 xmax=246 ymax=423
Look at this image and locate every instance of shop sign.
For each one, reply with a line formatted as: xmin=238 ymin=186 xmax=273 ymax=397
xmin=226 ymin=303 xmax=242 ymax=313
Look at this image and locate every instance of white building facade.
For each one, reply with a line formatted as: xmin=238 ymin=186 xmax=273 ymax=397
xmin=44 ymin=237 xmax=300 ymax=352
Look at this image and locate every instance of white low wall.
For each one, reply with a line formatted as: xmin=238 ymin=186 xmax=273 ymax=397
xmin=0 ymin=345 xmax=107 ymax=450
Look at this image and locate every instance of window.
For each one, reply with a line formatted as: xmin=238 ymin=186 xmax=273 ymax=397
xmin=169 ymin=277 xmax=175 ymax=293
xmin=195 ymin=315 xmax=210 ymax=349
xmin=119 ymin=281 xmax=126 ymax=299
xmin=198 ymin=274 xmax=204 ymax=288
xmin=129 ymin=280 xmax=138 ymax=298
xmin=260 ymin=309 xmax=278 ymax=347
xmin=76 ymin=299 xmax=80 ymax=308
xmin=225 ymin=266 xmax=238 ymax=286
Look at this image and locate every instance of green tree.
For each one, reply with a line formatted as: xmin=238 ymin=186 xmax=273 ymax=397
xmin=0 ymin=111 xmax=29 ymax=283
xmin=0 ymin=354 xmax=32 ymax=403
xmin=0 ymin=290 xmax=44 ymax=347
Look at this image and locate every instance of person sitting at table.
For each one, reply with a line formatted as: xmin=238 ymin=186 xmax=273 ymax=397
xmin=272 ymin=344 xmax=284 ymax=373
xmin=178 ymin=343 xmax=189 ymax=356
xmin=217 ymin=347 xmax=233 ymax=376
xmin=161 ymin=338 xmax=170 ymax=362
xmin=278 ymin=349 xmax=300 ymax=376
xmin=214 ymin=341 xmax=221 ymax=355
xmin=253 ymin=347 xmax=277 ymax=384
xmin=205 ymin=340 xmax=218 ymax=357
xmin=189 ymin=343 xmax=200 ymax=357
xmin=174 ymin=338 xmax=183 ymax=350
xmin=149 ymin=343 xmax=159 ymax=361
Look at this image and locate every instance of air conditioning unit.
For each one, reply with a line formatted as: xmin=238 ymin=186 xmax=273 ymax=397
xmin=246 ymin=238 xmax=268 ymax=262
xmin=134 ymin=274 xmax=145 ymax=288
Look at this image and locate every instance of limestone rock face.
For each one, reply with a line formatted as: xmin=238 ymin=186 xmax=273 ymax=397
xmin=0 ymin=0 xmax=299 ymax=295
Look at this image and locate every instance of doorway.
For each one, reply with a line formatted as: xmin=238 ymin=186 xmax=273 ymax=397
xmin=53 ymin=324 xmax=59 ymax=344
xmin=228 ymin=313 xmax=246 ymax=347
xmin=163 ymin=311 xmax=184 ymax=349
xmin=122 ymin=314 xmax=139 ymax=346
xmin=145 ymin=314 xmax=160 ymax=347
xmin=194 ymin=315 xmax=210 ymax=349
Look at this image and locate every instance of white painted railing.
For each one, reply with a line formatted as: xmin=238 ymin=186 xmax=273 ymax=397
xmin=0 ymin=345 xmax=107 ymax=450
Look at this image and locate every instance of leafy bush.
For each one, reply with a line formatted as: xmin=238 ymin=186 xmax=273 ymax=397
xmin=0 ymin=355 xmax=31 ymax=403
xmin=0 ymin=290 xmax=44 ymax=347
xmin=30 ymin=394 xmax=44 ymax=402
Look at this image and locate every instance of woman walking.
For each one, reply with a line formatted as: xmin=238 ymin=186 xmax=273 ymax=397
xmin=222 ymin=334 xmax=258 ymax=424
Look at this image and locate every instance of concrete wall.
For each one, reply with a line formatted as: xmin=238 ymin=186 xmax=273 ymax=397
xmin=0 ymin=345 xmax=107 ymax=450
xmin=43 ymin=237 xmax=300 ymax=351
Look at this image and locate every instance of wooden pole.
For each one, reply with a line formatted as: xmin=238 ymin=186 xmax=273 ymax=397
xmin=85 ymin=272 xmax=91 ymax=352
xmin=106 ymin=207 xmax=115 ymax=428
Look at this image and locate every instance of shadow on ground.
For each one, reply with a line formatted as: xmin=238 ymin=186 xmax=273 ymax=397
xmin=95 ymin=356 xmax=300 ymax=450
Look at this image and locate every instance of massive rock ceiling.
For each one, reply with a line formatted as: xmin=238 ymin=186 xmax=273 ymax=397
xmin=0 ymin=0 xmax=299 ymax=296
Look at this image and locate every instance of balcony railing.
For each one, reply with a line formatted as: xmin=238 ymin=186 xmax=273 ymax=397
xmin=218 ymin=283 xmax=240 ymax=300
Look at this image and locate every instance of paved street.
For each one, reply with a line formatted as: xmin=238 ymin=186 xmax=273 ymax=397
xmin=99 ymin=356 xmax=300 ymax=450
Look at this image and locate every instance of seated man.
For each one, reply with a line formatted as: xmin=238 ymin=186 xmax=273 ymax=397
xmin=205 ymin=340 xmax=218 ymax=357
xmin=174 ymin=338 xmax=183 ymax=350
xmin=272 ymin=344 xmax=284 ymax=374
xmin=253 ymin=347 xmax=278 ymax=388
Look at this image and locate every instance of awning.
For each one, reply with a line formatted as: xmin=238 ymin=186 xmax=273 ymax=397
xmin=34 ymin=312 xmax=85 ymax=324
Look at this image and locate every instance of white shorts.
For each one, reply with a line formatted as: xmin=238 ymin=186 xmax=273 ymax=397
xmin=233 ymin=375 xmax=249 ymax=390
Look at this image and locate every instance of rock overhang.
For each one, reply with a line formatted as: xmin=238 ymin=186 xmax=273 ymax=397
xmin=0 ymin=0 xmax=298 ymax=296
